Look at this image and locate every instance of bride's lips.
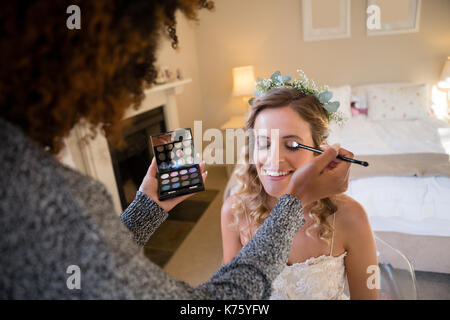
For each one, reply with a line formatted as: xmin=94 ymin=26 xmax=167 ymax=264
xmin=261 ymin=168 xmax=293 ymax=181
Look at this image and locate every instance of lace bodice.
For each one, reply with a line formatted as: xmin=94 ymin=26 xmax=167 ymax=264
xmin=269 ymin=251 xmax=349 ymax=300
xmin=270 ymin=212 xmax=349 ymax=300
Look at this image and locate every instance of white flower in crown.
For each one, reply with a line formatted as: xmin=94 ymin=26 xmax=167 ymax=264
xmin=249 ymin=69 xmax=344 ymax=124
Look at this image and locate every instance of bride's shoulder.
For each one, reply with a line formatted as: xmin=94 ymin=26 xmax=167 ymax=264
xmin=334 ymin=194 xmax=371 ymax=234
xmin=221 ymin=195 xmax=242 ymax=222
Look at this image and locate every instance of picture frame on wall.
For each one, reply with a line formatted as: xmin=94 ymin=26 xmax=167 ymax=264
xmin=302 ymin=0 xmax=351 ymax=41
xmin=366 ymin=0 xmax=421 ymax=36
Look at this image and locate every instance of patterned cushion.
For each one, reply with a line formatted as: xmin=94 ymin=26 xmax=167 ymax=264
xmin=366 ymin=84 xmax=429 ymax=120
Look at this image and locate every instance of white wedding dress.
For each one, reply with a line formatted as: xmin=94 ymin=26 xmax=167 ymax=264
xmin=270 ymin=213 xmax=349 ymax=300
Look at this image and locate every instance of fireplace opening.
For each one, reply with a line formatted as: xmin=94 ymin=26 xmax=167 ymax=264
xmin=107 ymin=106 xmax=166 ymax=210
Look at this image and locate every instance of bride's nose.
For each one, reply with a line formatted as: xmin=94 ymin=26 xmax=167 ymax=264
xmin=266 ymin=140 xmax=283 ymax=169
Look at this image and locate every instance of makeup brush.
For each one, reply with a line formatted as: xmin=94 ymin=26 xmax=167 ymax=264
xmin=292 ymin=142 xmax=369 ymax=167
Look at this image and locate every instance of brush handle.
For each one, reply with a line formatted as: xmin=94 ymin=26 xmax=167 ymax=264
xmin=295 ymin=144 xmax=369 ymax=167
xmin=337 ymin=155 xmax=369 ymax=167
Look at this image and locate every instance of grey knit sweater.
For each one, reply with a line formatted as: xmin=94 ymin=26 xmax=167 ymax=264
xmin=0 ymin=118 xmax=305 ymax=299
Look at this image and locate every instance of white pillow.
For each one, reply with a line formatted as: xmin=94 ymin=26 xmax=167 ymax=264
xmin=352 ymin=83 xmax=413 ymax=110
xmin=366 ymin=84 xmax=429 ymax=120
xmin=329 ymin=85 xmax=351 ymax=119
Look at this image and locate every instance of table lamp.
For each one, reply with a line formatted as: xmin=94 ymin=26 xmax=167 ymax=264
xmin=232 ymin=65 xmax=255 ymax=111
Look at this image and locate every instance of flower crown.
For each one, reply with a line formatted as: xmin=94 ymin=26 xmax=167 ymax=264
xmin=248 ymin=69 xmax=344 ymax=124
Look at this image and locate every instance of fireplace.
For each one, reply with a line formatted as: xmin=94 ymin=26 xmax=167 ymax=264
xmin=107 ymin=107 xmax=166 ymax=210
xmin=61 ymin=79 xmax=192 ymax=213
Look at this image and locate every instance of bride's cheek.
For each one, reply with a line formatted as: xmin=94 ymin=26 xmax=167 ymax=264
xmin=253 ymin=148 xmax=268 ymax=167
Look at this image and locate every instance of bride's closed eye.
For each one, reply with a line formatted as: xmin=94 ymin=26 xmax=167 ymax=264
xmin=285 ymin=140 xmax=303 ymax=151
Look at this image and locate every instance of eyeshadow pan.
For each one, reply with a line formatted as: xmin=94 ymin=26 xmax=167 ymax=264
xmin=181 ymin=175 xmax=189 ymax=180
xmin=157 ymin=146 xmax=165 ymax=152
xmin=161 ymin=185 xmax=170 ymax=191
xmin=161 ymin=179 xmax=170 ymax=184
xmin=171 ymin=177 xmax=179 ymax=182
xmin=180 ymin=169 xmax=188 ymax=175
xmin=174 ymin=142 xmax=182 ymax=148
xmin=169 ymin=151 xmax=175 ymax=159
xmin=166 ymin=144 xmax=173 ymax=150
xmin=170 ymin=171 xmax=178 ymax=177
xmin=176 ymin=149 xmax=184 ymax=157
xmin=189 ymin=167 xmax=197 ymax=173
xmin=172 ymin=182 xmax=180 ymax=188
xmin=181 ymin=181 xmax=190 ymax=187
xmin=184 ymin=148 xmax=192 ymax=155
xmin=160 ymin=162 xmax=168 ymax=170
xmin=161 ymin=173 xmax=169 ymax=179
xmin=183 ymin=141 xmax=191 ymax=147
xmin=170 ymin=160 xmax=177 ymax=166
xmin=158 ymin=153 xmax=166 ymax=161
xmin=190 ymin=173 xmax=198 ymax=178
xmin=191 ymin=178 xmax=200 ymax=184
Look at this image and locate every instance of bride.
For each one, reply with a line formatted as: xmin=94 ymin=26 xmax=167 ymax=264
xmin=221 ymin=73 xmax=379 ymax=300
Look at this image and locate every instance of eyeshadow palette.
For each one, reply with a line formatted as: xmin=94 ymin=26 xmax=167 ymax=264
xmin=151 ymin=128 xmax=205 ymax=201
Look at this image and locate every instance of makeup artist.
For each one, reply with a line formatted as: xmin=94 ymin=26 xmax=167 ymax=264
xmin=0 ymin=0 xmax=351 ymax=299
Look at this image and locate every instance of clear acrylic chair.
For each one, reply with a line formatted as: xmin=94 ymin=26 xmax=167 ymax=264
xmin=344 ymin=234 xmax=418 ymax=299
xmin=374 ymin=235 xmax=418 ymax=299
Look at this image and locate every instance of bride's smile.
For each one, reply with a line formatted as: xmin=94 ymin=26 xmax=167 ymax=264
xmin=262 ymin=168 xmax=293 ymax=179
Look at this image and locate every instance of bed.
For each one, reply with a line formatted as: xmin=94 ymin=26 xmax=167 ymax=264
xmin=327 ymin=83 xmax=450 ymax=274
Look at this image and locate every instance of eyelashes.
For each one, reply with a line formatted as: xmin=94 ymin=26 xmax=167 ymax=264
xmin=286 ymin=146 xmax=299 ymax=151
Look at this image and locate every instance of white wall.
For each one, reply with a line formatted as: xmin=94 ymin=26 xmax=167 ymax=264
xmin=192 ymin=0 xmax=450 ymax=129
xmin=155 ymin=12 xmax=204 ymax=130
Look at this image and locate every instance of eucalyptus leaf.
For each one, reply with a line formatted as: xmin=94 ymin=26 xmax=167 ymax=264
xmin=270 ymin=71 xmax=281 ymax=81
xmin=323 ymin=101 xmax=340 ymax=113
xmin=248 ymin=97 xmax=254 ymax=106
xmin=318 ymin=91 xmax=332 ymax=104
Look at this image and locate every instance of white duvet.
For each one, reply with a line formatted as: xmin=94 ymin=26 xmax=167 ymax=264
xmin=328 ymin=115 xmax=450 ymax=155
xmin=327 ymin=116 xmax=450 ymax=237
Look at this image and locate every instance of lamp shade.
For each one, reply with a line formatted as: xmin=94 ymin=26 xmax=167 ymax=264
xmin=438 ymin=57 xmax=450 ymax=90
xmin=232 ymin=65 xmax=255 ymax=97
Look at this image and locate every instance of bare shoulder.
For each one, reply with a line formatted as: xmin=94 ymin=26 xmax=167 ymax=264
xmin=334 ymin=194 xmax=372 ymax=237
xmin=221 ymin=195 xmax=241 ymax=225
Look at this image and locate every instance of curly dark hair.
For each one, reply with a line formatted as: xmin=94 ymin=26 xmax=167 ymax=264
xmin=0 ymin=0 xmax=214 ymax=153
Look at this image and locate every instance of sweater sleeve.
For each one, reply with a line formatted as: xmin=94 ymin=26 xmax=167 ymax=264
xmin=119 ymin=191 xmax=168 ymax=246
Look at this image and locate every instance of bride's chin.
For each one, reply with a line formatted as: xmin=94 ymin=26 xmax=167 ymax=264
xmin=261 ymin=183 xmax=289 ymax=199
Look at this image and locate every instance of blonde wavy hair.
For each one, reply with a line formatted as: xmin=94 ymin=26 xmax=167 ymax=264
xmin=225 ymin=87 xmax=338 ymax=245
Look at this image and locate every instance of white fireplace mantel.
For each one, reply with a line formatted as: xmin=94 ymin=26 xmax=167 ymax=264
xmin=61 ymin=78 xmax=192 ymax=213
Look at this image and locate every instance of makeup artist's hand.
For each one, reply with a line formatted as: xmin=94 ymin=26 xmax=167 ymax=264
xmin=139 ymin=157 xmax=207 ymax=212
xmin=286 ymin=143 xmax=352 ymax=206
